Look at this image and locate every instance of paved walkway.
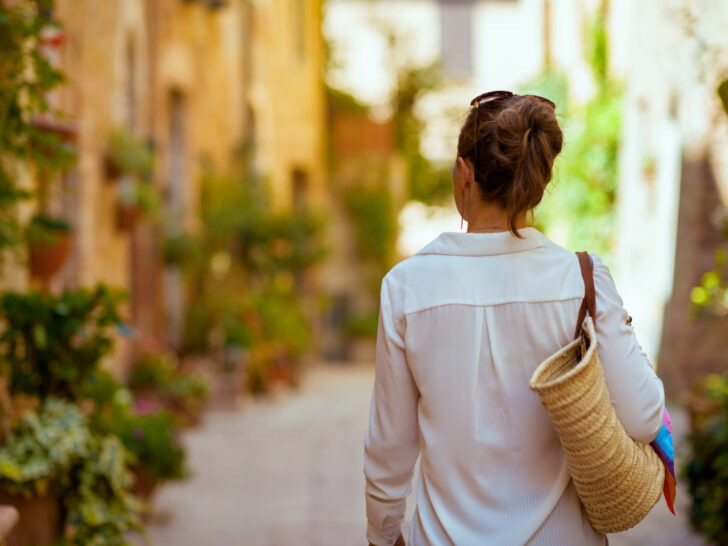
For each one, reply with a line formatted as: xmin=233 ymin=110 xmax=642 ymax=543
xmin=137 ymin=363 xmax=705 ymax=546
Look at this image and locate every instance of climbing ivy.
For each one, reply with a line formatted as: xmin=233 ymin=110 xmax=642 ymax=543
xmin=0 ymin=0 xmax=75 ymax=255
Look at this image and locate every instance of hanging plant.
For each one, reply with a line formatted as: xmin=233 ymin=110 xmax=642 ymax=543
xmin=26 ymin=214 xmax=72 ymax=280
xmin=104 ymin=128 xmax=154 ymax=182
xmin=0 ymin=1 xmax=75 ymax=257
xmin=116 ymin=176 xmax=161 ymax=230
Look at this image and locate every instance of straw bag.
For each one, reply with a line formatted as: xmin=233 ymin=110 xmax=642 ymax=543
xmin=529 ymin=251 xmax=664 ymax=534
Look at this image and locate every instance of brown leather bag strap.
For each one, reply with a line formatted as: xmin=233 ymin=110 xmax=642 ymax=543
xmin=573 ymin=251 xmax=596 ymax=339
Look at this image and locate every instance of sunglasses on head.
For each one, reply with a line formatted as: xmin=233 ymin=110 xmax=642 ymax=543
xmin=469 ymin=90 xmax=556 ymax=177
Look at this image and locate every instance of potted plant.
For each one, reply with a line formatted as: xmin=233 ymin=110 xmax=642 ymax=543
xmin=162 ymin=231 xmax=196 ymax=268
xmin=116 ymin=176 xmax=161 ymax=231
xmin=104 ymin=128 xmax=153 ymax=182
xmin=26 ymin=214 xmax=72 ymax=280
xmin=0 ymin=285 xmax=126 ymax=401
xmin=86 ymin=374 xmax=188 ymax=500
xmin=112 ymin=410 xmax=186 ymax=500
xmin=0 ymin=399 xmax=83 ymax=545
xmin=128 ymin=353 xmax=210 ymax=427
xmin=0 ymin=398 xmax=142 ymax=546
xmin=116 ymin=175 xmax=140 ymax=230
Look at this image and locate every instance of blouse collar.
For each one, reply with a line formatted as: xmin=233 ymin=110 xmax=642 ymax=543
xmin=414 ymin=227 xmax=547 ymax=257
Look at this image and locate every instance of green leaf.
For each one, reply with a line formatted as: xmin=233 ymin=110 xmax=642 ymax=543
xmin=718 ymin=79 xmax=728 ymax=117
xmin=32 ymin=323 xmax=47 ymax=349
xmin=691 ymin=286 xmax=709 ymax=306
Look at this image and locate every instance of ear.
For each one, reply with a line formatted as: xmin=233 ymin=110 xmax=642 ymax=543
xmin=456 ymin=156 xmax=473 ymax=190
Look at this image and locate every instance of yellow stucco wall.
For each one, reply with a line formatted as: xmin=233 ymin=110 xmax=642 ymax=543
xmin=2 ymin=0 xmax=325 ymax=374
xmin=43 ymin=0 xmax=250 ymax=373
xmin=249 ymin=0 xmax=326 ymax=211
xmin=3 ymin=0 xmax=327 ymax=373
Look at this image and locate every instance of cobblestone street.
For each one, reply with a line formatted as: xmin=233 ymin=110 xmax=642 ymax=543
xmin=139 ymin=363 xmax=705 ymax=546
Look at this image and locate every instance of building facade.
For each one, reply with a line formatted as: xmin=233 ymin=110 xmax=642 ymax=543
xmin=325 ymin=0 xmax=728 ymax=388
xmin=8 ymin=0 xmax=326 ymax=376
xmin=609 ymin=0 xmax=728 ymax=396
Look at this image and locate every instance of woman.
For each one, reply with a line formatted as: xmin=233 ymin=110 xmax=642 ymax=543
xmin=363 ymin=91 xmax=665 ymax=546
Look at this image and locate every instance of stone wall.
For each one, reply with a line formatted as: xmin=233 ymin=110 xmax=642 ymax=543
xmin=4 ymin=0 xmax=327 ymax=375
xmin=658 ymin=155 xmax=728 ymax=398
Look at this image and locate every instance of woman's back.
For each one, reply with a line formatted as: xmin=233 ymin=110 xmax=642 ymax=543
xmin=364 ymin=228 xmax=665 ymax=545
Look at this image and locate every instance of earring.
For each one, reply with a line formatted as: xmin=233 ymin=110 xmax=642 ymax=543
xmin=461 ymin=195 xmax=466 ymax=230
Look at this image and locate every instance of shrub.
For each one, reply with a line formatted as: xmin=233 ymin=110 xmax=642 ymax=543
xmin=0 ymin=285 xmax=126 ymax=401
xmin=106 ymin=127 xmax=153 ymax=179
xmin=0 ymin=398 xmax=142 ymax=545
xmin=129 ymin=353 xmax=209 ymax=424
xmin=175 ymin=164 xmax=327 ymax=390
xmin=83 ymin=369 xmax=188 ymax=484
xmin=684 ymin=372 xmax=728 ymax=545
xmin=93 ymin=407 xmax=186 ymax=484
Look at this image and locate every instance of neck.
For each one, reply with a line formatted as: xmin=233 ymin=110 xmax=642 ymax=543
xmin=465 ymin=202 xmax=528 ymax=233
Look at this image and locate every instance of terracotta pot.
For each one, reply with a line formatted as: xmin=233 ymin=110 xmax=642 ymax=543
xmin=28 ymin=232 xmax=72 ymax=280
xmin=104 ymin=154 xmax=123 ymax=182
xmin=268 ymin=356 xmax=295 ymax=386
xmin=30 ymin=115 xmax=78 ymax=159
xmin=116 ymin=204 xmax=138 ymax=230
xmin=131 ymin=467 xmax=158 ymax=500
xmin=208 ymin=366 xmax=243 ymax=410
xmin=0 ymin=490 xmax=62 ymax=546
xmin=168 ymin=397 xmax=204 ymax=428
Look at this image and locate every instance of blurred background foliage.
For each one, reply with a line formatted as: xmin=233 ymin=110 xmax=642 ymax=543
xmin=684 ymin=371 xmax=728 ymax=545
xmin=167 ymin=149 xmax=328 ymax=391
xmin=0 ymin=0 xmax=727 ymax=543
xmin=521 ymin=17 xmax=622 ymax=261
xmin=0 ymin=2 xmax=202 ymax=543
xmin=0 ymin=0 xmax=75 ymax=255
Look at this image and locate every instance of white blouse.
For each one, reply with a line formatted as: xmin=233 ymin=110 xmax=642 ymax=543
xmin=364 ymin=227 xmax=665 ymax=546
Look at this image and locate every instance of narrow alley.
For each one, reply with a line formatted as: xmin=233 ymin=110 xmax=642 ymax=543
xmin=139 ymin=363 xmax=704 ymax=546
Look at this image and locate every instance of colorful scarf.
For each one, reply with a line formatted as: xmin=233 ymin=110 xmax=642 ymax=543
xmin=650 ymin=408 xmax=676 ymax=515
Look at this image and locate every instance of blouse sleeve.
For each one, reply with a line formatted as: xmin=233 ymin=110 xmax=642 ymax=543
xmin=363 ymin=275 xmax=420 ymax=546
xmin=590 ymin=253 xmax=666 ymax=443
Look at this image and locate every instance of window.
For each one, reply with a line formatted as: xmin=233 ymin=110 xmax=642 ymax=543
xmin=292 ymin=168 xmax=308 ymax=213
xmin=167 ymin=91 xmax=187 ymax=221
xmin=293 ymin=0 xmax=306 ymax=62
xmin=126 ymin=38 xmax=136 ymax=130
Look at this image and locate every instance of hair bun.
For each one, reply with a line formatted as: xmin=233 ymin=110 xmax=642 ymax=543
xmin=456 ymin=94 xmax=564 ymax=238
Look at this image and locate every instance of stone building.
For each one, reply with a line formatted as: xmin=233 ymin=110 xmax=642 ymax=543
xmin=248 ymin=0 xmax=327 ymax=211
xmin=325 ymin=0 xmax=728 ymax=389
xmin=609 ymin=0 xmax=728 ymax=397
xmin=9 ymin=0 xmax=326 ymax=375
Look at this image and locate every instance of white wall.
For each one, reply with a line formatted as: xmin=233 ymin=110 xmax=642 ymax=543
xmin=611 ymin=0 xmax=728 ymax=360
xmin=325 ymin=0 xmax=595 ymax=161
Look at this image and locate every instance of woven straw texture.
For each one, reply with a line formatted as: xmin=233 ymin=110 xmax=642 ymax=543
xmin=529 ymin=316 xmax=664 ymax=534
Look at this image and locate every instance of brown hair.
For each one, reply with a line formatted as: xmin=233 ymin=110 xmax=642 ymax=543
xmin=457 ymin=94 xmax=563 ymax=238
